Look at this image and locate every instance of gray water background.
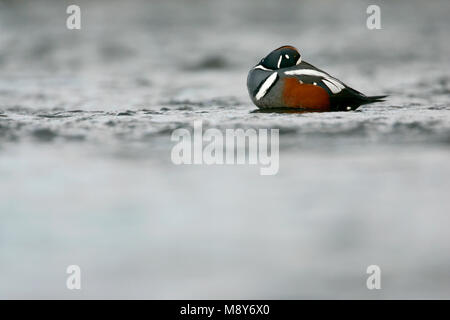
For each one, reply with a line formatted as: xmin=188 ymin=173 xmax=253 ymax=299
xmin=1 ymin=0 xmax=450 ymax=298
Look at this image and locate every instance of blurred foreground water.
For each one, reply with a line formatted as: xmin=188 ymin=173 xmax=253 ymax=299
xmin=1 ymin=0 xmax=450 ymax=298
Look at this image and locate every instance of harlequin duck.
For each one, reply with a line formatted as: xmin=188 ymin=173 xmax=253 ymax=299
xmin=247 ymin=45 xmax=386 ymax=111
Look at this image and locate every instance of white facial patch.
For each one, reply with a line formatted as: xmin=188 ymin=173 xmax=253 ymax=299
xmin=285 ymin=54 xmax=289 ymax=59
xmin=255 ymin=72 xmax=278 ymax=100
xmin=277 ymin=55 xmax=282 ymax=69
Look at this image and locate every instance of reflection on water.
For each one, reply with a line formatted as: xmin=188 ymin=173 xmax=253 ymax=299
xmin=1 ymin=0 xmax=450 ymax=299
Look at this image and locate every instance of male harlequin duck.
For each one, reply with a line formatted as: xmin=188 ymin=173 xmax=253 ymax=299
xmin=247 ymin=46 xmax=386 ymax=111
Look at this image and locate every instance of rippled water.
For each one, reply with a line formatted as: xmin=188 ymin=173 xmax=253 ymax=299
xmin=1 ymin=0 xmax=450 ymax=299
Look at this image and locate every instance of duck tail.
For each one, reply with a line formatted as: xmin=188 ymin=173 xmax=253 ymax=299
xmin=364 ymin=95 xmax=388 ymax=102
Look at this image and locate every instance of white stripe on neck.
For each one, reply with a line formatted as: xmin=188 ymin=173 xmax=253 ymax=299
xmin=253 ymin=65 xmax=273 ymax=71
xmin=255 ymin=72 xmax=278 ymax=100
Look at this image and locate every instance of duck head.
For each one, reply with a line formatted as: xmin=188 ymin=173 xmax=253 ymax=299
xmin=259 ymin=45 xmax=302 ymax=70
